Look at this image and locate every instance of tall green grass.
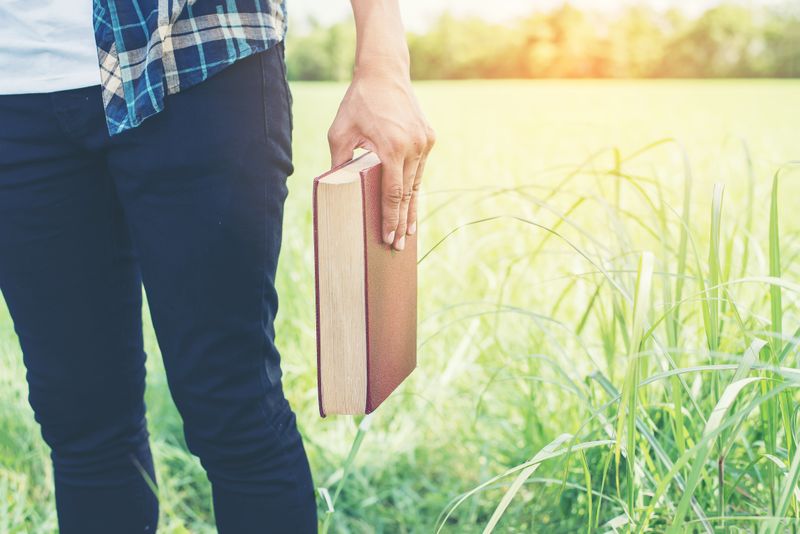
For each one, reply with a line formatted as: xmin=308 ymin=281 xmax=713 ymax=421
xmin=424 ymin=150 xmax=797 ymax=532
xmin=1 ymin=81 xmax=799 ymax=533
xmin=317 ymin=138 xmax=800 ymax=532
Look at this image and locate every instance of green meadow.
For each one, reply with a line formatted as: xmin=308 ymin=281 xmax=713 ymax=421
xmin=2 ymin=80 xmax=800 ymax=532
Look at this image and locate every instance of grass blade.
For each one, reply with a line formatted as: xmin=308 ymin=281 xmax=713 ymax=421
xmin=482 ymin=434 xmax=574 ymax=533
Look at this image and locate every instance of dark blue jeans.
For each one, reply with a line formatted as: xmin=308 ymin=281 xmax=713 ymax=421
xmin=0 ymin=43 xmax=317 ymax=533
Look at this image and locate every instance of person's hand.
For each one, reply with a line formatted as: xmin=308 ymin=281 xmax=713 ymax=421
xmin=327 ymin=63 xmax=435 ymax=251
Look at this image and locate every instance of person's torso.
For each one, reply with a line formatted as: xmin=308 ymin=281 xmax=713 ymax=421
xmin=0 ymin=0 xmax=99 ymax=95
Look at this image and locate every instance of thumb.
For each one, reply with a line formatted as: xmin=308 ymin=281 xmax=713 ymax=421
xmin=328 ymin=132 xmax=355 ymax=169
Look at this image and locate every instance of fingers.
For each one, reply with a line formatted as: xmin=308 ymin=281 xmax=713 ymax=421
xmin=392 ymin=154 xmax=421 ymax=250
xmin=404 ymin=125 xmax=435 ymax=238
xmin=380 ymin=154 xmax=404 ymax=247
xmin=405 ymin=154 xmax=425 ymax=236
xmin=380 ymin=124 xmax=436 ymax=251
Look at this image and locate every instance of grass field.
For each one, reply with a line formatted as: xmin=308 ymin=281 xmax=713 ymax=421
xmin=1 ymin=80 xmax=800 ymax=533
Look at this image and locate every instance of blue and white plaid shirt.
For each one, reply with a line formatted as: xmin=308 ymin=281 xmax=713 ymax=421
xmin=94 ymin=0 xmax=287 ymax=135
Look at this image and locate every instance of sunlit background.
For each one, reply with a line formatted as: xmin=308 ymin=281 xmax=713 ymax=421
xmin=1 ymin=1 xmax=800 ymax=533
xmin=291 ymin=0 xmax=793 ymax=32
xmin=285 ymin=1 xmax=800 ymax=531
xmin=287 ymin=0 xmax=800 ymax=79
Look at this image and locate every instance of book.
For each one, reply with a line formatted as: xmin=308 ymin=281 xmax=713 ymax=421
xmin=312 ymin=151 xmax=417 ymax=416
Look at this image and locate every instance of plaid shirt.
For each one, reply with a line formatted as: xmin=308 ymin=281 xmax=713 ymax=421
xmin=94 ymin=0 xmax=287 ymax=135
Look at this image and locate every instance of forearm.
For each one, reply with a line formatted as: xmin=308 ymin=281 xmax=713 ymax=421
xmin=350 ymin=0 xmax=410 ymax=78
xmin=332 ymin=0 xmax=435 ymax=249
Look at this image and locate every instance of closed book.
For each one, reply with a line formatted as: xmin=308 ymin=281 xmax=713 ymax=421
xmin=312 ymin=151 xmax=417 ymax=416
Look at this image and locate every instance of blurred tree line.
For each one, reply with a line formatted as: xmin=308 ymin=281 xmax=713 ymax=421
xmin=285 ymin=3 xmax=800 ymax=80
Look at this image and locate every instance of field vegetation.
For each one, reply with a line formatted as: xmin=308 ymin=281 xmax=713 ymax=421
xmin=1 ymin=80 xmax=799 ymax=532
xmin=286 ymin=3 xmax=800 ymax=81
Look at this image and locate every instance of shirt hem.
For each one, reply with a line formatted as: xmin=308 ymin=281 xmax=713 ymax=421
xmin=0 ymin=72 xmax=102 ymax=95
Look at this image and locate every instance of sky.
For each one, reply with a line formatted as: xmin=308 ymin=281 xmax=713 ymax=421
xmin=287 ymin=0 xmax=789 ymax=33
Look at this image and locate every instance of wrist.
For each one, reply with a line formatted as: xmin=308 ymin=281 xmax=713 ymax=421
xmin=350 ymin=0 xmax=410 ymax=80
xmin=353 ymin=51 xmax=411 ymax=81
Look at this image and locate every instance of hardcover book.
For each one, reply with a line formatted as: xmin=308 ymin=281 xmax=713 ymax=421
xmin=312 ymin=151 xmax=417 ymax=416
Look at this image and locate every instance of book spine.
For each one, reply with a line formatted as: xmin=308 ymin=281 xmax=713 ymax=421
xmin=361 ymin=170 xmax=374 ymax=414
xmin=312 ymin=176 xmax=326 ymax=418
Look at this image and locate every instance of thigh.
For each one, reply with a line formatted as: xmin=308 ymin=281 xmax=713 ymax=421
xmin=0 ymin=92 xmax=147 ymax=467
xmin=107 ymin=44 xmax=296 ymax=457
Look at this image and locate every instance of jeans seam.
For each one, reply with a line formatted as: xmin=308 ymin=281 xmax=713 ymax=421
xmin=256 ymin=50 xmax=281 ymax=433
xmin=259 ymin=50 xmax=271 ymax=149
xmin=276 ymin=41 xmax=293 ymax=133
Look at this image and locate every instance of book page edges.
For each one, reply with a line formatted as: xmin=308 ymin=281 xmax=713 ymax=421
xmin=315 ymin=169 xmax=369 ymax=415
xmin=317 ymin=151 xmax=381 ymax=185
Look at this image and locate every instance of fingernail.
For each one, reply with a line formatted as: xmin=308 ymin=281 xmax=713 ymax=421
xmin=407 ymin=221 xmax=416 ymax=235
xmin=396 ymin=235 xmax=405 ymax=250
xmin=385 ymin=230 xmax=395 ymax=245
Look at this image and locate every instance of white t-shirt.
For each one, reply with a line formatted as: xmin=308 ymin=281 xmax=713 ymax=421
xmin=0 ymin=0 xmax=100 ymax=94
